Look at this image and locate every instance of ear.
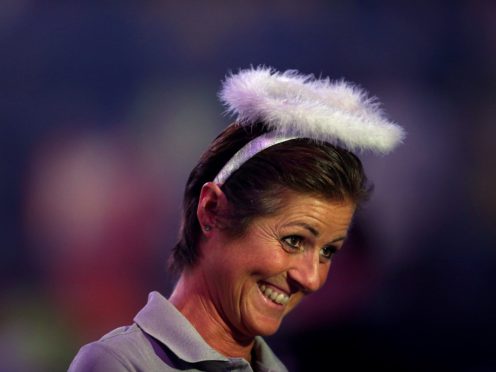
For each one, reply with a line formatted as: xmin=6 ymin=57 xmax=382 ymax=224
xmin=197 ymin=182 xmax=228 ymax=235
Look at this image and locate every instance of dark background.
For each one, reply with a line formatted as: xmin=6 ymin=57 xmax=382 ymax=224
xmin=1 ymin=2 xmax=495 ymax=371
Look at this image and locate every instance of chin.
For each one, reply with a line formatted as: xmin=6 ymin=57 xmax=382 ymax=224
xmin=244 ymin=315 xmax=284 ymax=338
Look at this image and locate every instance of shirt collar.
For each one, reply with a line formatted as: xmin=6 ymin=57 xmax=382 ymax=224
xmin=252 ymin=336 xmax=288 ymax=372
xmin=134 ymin=291 xmax=228 ymax=364
xmin=134 ymin=291 xmax=287 ymax=371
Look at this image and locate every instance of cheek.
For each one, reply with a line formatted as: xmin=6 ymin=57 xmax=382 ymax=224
xmin=317 ymin=265 xmax=331 ymax=289
xmin=243 ymin=241 xmax=288 ymax=273
xmin=260 ymin=247 xmax=292 ymax=274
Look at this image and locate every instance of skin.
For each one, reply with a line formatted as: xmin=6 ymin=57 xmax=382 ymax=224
xmin=169 ymin=182 xmax=355 ymax=362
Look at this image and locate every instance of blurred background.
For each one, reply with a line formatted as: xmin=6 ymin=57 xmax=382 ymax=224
xmin=1 ymin=1 xmax=495 ymax=371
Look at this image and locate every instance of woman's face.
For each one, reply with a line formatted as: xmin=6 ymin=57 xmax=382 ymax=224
xmin=200 ymin=191 xmax=355 ymax=339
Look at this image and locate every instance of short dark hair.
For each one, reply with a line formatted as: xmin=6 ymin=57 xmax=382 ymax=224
xmin=170 ymin=122 xmax=371 ymax=272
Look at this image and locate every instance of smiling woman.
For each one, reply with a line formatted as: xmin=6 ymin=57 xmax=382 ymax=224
xmin=69 ymin=67 xmax=404 ymax=371
xmin=185 ymin=190 xmax=355 ymax=341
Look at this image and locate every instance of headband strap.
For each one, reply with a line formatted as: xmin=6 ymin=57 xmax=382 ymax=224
xmin=214 ymin=132 xmax=296 ymax=184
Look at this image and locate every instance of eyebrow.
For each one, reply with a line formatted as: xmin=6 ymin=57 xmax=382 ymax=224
xmin=285 ymin=222 xmax=320 ymax=236
xmin=283 ymin=222 xmax=347 ymax=243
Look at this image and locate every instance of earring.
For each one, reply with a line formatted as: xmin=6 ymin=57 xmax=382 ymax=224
xmin=203 ymin=224 xmax=212 ymax=232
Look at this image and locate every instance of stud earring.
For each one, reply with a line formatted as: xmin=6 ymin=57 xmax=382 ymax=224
xmin=203 ymin=225 xmax=212 ymax=232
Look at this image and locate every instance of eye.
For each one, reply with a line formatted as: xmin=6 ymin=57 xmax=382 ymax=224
xmin=282 ymin=235 xmax=304 ymax=252
xmin=320 ymin=245 xmax=337 ymax=262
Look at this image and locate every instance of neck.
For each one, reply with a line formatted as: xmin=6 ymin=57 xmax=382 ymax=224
xmin=169 ymin=268 xmax=255 ymax=362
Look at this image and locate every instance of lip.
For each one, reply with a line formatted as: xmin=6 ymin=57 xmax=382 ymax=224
xmin=257 ymin=285 xmax=284 ymax=309
xmin=258 ymin=281 xmax=290 ymax=297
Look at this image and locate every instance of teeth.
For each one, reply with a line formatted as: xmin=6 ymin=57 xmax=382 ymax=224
xmin=258 ymin=283 xmax=289 ymax=305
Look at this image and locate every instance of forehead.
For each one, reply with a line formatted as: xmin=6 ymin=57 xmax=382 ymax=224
xmin=256 ymin=192 xmax=355 ymax=235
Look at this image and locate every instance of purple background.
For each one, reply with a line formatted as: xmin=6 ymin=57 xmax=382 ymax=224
xmin=1 ymin=2 xmax=495 ymax=371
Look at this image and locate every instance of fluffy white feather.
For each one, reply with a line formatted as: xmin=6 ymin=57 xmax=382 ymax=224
xmin=219 ymin=66 xmax=405 ymax=153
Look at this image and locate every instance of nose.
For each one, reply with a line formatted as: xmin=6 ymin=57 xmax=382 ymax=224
xmin=287 ymin=251 xmax=324 ymax=294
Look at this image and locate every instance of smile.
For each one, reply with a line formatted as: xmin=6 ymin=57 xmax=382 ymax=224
xmin=258 ymin=283 xmax=289 ymax=305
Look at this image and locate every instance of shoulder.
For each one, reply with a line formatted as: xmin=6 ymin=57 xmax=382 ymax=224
xmin=68 ymin=324 xmax=161 ymax=371
xmin=68 ymin=340 xmax=131 ymax=371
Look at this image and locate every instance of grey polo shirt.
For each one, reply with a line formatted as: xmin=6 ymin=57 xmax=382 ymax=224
xmin=68 ymin=291 xmax=288 ymax=371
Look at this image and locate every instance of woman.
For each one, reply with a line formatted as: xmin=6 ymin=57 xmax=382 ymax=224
xmin=69 ymin=67 xmax=404 ymax=371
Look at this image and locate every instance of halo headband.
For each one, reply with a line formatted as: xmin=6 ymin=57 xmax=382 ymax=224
xmin=214 ymin=66 xmax=405 ymax=183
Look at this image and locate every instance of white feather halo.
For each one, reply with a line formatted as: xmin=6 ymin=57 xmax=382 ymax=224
xmin=219 ymin=66 xmax=405 ymax=154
